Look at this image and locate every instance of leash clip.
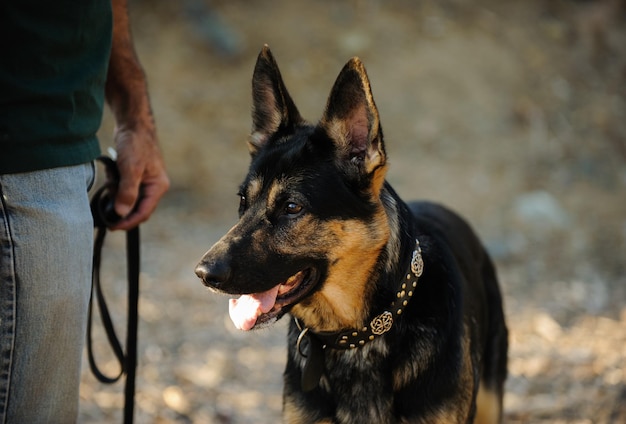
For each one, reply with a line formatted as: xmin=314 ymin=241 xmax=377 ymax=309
xmin=296 ymin=327 xmax=311 ymax=358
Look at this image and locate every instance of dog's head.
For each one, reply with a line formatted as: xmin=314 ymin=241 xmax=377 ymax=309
xmin=196 ymin=46 xmax=391 ymax=332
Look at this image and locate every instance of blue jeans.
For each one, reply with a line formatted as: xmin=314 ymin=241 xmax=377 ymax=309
xmin=0 ymin=163 xmax=95 ymax=423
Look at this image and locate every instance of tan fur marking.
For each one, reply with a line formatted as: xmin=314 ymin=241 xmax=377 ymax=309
xmin=392 ymin=345 xmax=434 ymax=392
xmin=353 ymin=59 xmax=378 ymax=121
xmin=419 ymin=410 xmax=464 ymax=424
xmin=267 ymin=179 xmax=282 ymax=210
xmin=247 ymin=176 xmax=262 ymax=200
xmin=458 ymin=325 xmax=477 ymax=418
xmin=290 ymin=207 xmax=389 ymax=331
xmin=474 ymin=383 xmax=501 ymax=424
xmin=322 ymin=118 xmax=352 ymax=158
xmin=264 ymin=176 xmax=305 ymax=212
xmin=284 ymin=399 xmax=333 ymax=424
xmin=370 ymin=161 xmax=388 ymax=197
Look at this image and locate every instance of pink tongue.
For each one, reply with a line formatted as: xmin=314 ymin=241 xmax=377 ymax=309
xmin=228 ymin=285 xmax=280 ymax=331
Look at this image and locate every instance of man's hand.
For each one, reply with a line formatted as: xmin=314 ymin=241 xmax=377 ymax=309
xmin=110 ymin=124 xmax=169 ymax=231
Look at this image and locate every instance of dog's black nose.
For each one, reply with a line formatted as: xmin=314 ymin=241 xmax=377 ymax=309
xmin=195 ymin=260 xmax=231 ymax=287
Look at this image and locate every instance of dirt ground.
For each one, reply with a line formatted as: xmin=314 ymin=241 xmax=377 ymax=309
xmin=80 ymin=0 xmax=626 ymax=422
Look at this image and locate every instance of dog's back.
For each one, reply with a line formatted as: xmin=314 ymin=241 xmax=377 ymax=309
xmin=408 ymin=201 xmax=508 ymax=423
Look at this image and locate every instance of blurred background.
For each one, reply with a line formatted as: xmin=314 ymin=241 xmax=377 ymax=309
xmin=83 ymin=0 xmax=626 ymax=422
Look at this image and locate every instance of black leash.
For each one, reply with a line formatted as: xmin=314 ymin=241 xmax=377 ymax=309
xmin=88 ymin=156 xmax=140 ymax=424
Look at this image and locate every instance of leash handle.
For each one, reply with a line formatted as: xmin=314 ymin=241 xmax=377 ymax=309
xmin=90 ymin=156 xmax=122 ymax=228
xmin=88 ymin=156 xmax=140 ymax=424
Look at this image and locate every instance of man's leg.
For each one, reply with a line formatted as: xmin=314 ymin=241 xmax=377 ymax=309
xmin=0 ymin=163 xmax=94 ymax=423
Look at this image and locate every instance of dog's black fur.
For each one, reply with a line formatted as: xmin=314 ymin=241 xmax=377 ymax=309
xmin=196 ymin=46 xmax=508 ymax=423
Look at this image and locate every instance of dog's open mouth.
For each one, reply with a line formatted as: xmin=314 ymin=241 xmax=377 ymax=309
xmin=228 ymin=268 xmax=317 ymax=330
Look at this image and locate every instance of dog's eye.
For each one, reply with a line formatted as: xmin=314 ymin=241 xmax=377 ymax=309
xmin=238 ymin=194 xmax=247 ymax=212
xmin=285 ymin=202 xmax=303 ymax=216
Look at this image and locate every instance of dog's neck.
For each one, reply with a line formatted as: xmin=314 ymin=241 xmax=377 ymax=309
xmin=302 ymin=238 xmax=423 ymax=349
xmin=293 ymin=238 xmax=424 ymax=391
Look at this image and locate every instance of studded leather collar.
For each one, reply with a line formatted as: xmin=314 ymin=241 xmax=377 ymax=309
xmin=294 ymin=239 xmax=424 ymax=391
xmin=308 ymin=239 xmax=423 ymax=349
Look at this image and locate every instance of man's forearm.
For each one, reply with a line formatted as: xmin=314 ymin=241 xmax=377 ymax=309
xmin=105 ymin=0 xmax=154 ymax=131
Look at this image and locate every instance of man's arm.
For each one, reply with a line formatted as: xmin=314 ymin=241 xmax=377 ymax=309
xmin=106 ymin=0 xmax=169 ymax=230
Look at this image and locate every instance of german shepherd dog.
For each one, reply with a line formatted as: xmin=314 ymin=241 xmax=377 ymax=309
xmin=195 ymin=45 xmax=508 ymax=423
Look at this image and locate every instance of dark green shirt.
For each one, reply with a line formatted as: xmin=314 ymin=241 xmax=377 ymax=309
xmin=0 ymin=1 xmax=113 ymax=174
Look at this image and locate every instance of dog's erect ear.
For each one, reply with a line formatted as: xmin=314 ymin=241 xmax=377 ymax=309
xmin=320 ymin=58 xmax=386 ymax=184
xmin=249 ymin=45 xmax=303 ymax=155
